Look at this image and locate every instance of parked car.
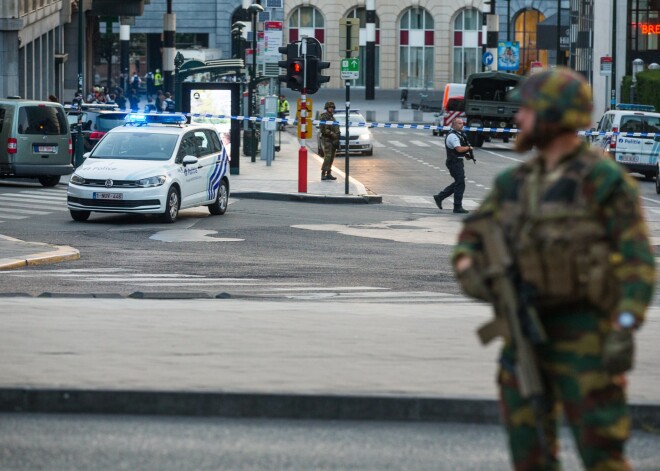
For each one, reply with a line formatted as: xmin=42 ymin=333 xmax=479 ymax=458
xmin=65 ymin=104 xmax=129 ymax=154
xmin=317 ymin=110 xmax=373 ymax=156
xmin=592 ymin=104 xmax=660 ymax=181
xmin=0 ymin=97 xmax=73 ymax=187
xmin=67 ymin=113 xmax=230 ymax=223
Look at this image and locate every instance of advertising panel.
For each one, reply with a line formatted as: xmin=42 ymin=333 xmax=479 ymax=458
xmin=498 ymin=41 xmax=520 ymax=72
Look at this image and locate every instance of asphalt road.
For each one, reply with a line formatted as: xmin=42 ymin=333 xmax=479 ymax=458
xmin=2 ymin=414 xmax=659 ymax=471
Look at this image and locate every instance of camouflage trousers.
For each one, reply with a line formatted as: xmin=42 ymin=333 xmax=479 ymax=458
xmin=322 ymin=139 xmax=338 ymax=173
xmin=499 ymin=308 xmax=630 ymax=471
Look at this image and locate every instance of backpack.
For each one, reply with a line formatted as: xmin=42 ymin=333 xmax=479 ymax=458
xmin=132 ymin=76 xmax=140 ymax=87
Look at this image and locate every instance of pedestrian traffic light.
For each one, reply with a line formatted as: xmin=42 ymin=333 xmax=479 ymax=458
xmin=278 ymin=44 xmax=306 ymax=92
xmin=306 ymin=57 xmax=331 ymax=95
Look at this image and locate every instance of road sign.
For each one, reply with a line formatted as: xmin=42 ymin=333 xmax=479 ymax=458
xmin=340 ymin=58 xmax=359 ymax=80
xmin=482 ymin=52 xmax=494 ymax=67
xmin=600 ymin=56 xmax=613 ymax=76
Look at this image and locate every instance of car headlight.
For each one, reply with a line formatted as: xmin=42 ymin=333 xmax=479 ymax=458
xmin=136 ymin=175 xmax=167 ymax=188
xmin=359 ymin=133 xmax=371 ymax=141
xmin=70 ymin=173 xmax=85 ymax=185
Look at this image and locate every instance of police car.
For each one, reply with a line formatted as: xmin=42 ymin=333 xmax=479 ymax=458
xmin=593 ymin=104 xmax=660 ymax=180
xmin=67 ymin=113 xmax=230 ymax=223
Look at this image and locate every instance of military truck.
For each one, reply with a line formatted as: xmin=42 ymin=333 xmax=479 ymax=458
xmin=464 ymin=71 xmax=523 ymax=147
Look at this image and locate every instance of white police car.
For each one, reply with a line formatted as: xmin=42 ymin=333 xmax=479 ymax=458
xmin=593 ymin=104 xmax=660 ymax=180
xmin=67 ymin=113 xmax=230 ymax=223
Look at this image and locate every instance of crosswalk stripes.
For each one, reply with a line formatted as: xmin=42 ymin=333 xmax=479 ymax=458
xmin=0 ymin=267 xmax=457 ymax=302
xmin=0 ymin=187 xmax=68 ymax=222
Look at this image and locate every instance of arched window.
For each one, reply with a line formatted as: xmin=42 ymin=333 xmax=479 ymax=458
xmin=399 ymin=7 xmax=434 ymax=89
xmin=288 ymin=6 xmax=325 ymax=45
xmin=452 ymin=8 xmax=482 ymax=83
xmin=514 ymin=9 xmax=548 ymax=74
xmin=346 ymin=7 xmax=380 ymax=87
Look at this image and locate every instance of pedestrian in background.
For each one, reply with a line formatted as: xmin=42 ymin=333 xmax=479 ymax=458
xmin=278 ymin=95 xmax=290 ymax=130
xmin=453 ymin=67 xmax=655 ymax=471
xmin=318 ymin=101 xmax=339 ymax=181
xmin=128 ymin=90 xmax=139 ymax=112
xmin=156 ymin=91 xmax=165 ymax=113
xmin=47 ymin=94 xmax=59 ymax=103
xmin=433 ymin=118 xmax=473 ymax=214
xmin=115 ymin=89 xmax=127 ymax=110
xmin=164 ymin=92 xmax=175 ymax=112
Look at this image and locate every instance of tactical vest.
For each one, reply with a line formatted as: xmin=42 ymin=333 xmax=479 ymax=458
xmin=497 ymin=147 xmax=619 ymax=312
xmin=445 ymin=130 xmax=469 ymax=162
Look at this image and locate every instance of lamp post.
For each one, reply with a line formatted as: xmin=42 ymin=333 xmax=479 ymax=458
xmin=247 ymin=2 xmax=264 ymax=163
xmin=75 ymin=0 xmax=85 ymax=168
xmin=631 ymin=58 xmax=644 ymax=104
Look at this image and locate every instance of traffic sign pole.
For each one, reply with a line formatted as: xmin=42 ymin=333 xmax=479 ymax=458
xmin=344 ymin=22 xmax=352 ymax=195
xmin=299 ymin=39 xmax=308 ymax=193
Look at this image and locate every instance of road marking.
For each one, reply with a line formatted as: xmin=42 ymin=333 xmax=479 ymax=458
xmin=400 ymin=195 xmax=434 ymax=204
xmin=478 ymin=149 xmax=524 ymax=163
xmin=0 ymin=212 xmax=29 ymax=219
xmin=429 ymin=140 xmax=443 ymax=146
xmin=0 ymin=200 xmax=68 ymax=211
xmin=411 ymin=140 xmax=430 ymax=147
xmin=389 ymin=141 xmax=406 ymax=148
xmin=0 ymin=207 xmax=50 ymax=215
xmin=372 ymin=141 xmax=386 ymax=147
xmin=0 ymin=194 xmax=66 ymax=202
xmin=640 ymin=196 xmax=660 ymax=205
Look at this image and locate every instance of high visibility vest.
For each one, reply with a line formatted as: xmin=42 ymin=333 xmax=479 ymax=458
xmin=279 ymin=100 xmax=289 ymax=113
xmin=154 ymin=73 xmax=163 ymax=86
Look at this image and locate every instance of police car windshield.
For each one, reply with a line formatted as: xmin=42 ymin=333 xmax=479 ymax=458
xmin=91 ymin=132 xmax=178 ymax=161
xmin=335 ymin=114 xmax=366 ymax=124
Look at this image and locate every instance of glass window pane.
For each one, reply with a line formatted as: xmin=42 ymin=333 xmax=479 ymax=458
xmin=315 ymin=8 xmax=324 ymax=27
xmin=464 ymin=9 xmax=477 ymax=30
xmin=424 ymin=47 xmax=434 ymax=88
xmin=289 ymin=9 xmax=298 ymax=28
xmin=455 ymin=11 xmax=463 ymax=31
xmin=400 ymin=47 xmax=409 ymax=87
xmin=425 ymin=10 xmax=434 ymax=29
xmin=412 ymin=9 xmax=422 ymax=30
xmin=300 ymin=7 xmax=313 ymax=27
xmin=400 ymin=10 xmax=409 ymax=30
xmin=453 ymin=47 xmax=463 ymax=82
xmin=465 ymin=48 xmax=477 ymax=80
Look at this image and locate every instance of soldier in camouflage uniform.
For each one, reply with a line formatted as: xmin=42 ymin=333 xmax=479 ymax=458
xmin=452 ymin=68 xmax=655 ymax=470
xmin=319 ymin=101 xmax=340 ymax=181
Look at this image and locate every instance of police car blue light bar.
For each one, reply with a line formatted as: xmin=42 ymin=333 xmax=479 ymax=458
xmin=615 ymin=103 xmax=656 ymax=112
xmin=125 ymin=113 xmax=187 ymax=125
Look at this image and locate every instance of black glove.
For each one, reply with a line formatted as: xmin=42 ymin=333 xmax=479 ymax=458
xmin=603 ymin=329 xmax=635 ymax=374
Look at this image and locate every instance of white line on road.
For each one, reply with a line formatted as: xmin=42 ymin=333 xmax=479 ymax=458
xmin=411 ymin=140 xmax=430 ymax=147
xmin=389 ymin=141 xmax=406 ymax=147
xmin=0 ymin=201 xmax=68 ymax=211
xmin=0 ymin=213 xmax=29 ymax=219
xmin=479 ymin=149 xmax=524 ymax=163
xmin=640 ymin=196 xmax=660 ymax=205
xmin=0 ymin=207 xmax=50 ymax=215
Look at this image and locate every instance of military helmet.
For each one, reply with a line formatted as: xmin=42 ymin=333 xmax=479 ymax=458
xmin=324 ymin=101 xmax=336 ymax=109
xmin=508 ymin=67 xmax=592 ymax=130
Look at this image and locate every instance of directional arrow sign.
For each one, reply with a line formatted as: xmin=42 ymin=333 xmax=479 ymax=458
xmin=340 ymin=58 xmax=359 ymax=80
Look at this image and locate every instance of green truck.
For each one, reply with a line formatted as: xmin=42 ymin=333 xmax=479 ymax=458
xmin=464 ymin=71 xmax=523 ymax=147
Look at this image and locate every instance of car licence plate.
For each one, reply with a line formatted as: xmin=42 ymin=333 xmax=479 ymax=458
xmin=93 ymin=192 xmax=123 ymax=200
xmin=617 ymin=154 xmax=639 ymax=163
xmin=33 ymin=144 xmax=58 ymax=154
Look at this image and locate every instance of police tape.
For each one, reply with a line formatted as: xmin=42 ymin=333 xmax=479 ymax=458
xmin=186 ymin=113 xmax=659 ymax=138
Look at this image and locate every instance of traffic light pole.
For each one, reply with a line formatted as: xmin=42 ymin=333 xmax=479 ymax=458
xmin=344 ymin=23 xmax=352 ymax=195
xmin=298 ymin=40 xmax=308 ymax=193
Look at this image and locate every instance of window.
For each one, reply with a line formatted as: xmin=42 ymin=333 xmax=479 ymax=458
xmin=514 ymin=9 xmax=548 ymax=74
xmin=620 ymin=116 xmax=644 ymax=133
xmin=630 ymin=0 xmax=660 ymax=52
xmin=17 ymin=106 xmax=68 ymax=135
xmin=643 ymin=115 xmax=660 ymax=133
xmin=0 ymin=108 xmax=5 ymax=132
xmin=452 ymin=9 xmax=482 ymax=83
xmin=288 ymin=6 xmax=325 ymax=44
xmin=399 ymin=7 xmax=434 ymax=89
xmin=346 ymin=7 xmax=380 ymax=87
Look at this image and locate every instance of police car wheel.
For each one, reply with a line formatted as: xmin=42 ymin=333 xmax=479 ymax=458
xmin=38 ymin=175 xmax=61 ymax=187
xmin=208 ymin=179 xmax=229 ymax=216
xmin=70 ymin=209 xmax=90 ymax=222
xmin=161 ymin=186 xmax=180 ymax=223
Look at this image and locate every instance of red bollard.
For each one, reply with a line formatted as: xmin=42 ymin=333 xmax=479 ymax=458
xmin=298 ymin=145 xmax=307 ymax=193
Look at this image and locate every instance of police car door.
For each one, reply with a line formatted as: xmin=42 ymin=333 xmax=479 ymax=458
xmin=176 ymin=132 xmax=203 ymax=207
xmin=642 ymin=114 xmax=660 ymax=167
xmin=193 ymin=129 xmax=223 ymax=204
xmin=616 ymin=115 xmax=644 ymax=166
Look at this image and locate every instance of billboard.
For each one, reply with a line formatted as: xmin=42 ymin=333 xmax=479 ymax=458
xmin=181 ymin=83 xmax=241 ymax=175
xmin=498 ymin=41 xmax=520 ymax=72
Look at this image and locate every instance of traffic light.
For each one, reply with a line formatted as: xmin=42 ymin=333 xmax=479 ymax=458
xmin=278 ymin=44 xmax=305 ymax=92
xmin=306 ymin=57 xmax=331 ymax=95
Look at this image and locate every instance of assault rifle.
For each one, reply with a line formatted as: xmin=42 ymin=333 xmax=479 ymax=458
xmin=464 ymin=214 xmax=549 ymax=461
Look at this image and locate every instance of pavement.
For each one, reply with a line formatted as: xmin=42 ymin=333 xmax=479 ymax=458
xmin=1 ymin=91 xmax=659 ymax=430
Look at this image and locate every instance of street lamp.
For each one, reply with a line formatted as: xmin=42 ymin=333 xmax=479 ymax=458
xmin=247 ymin=2 xmax=264 ymax=163
xmin=631 ymin=58 xmax=645 ymax=104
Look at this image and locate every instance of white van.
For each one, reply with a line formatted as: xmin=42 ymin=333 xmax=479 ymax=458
xmin=593 ymin=104 xmax=660 ymax=180
xmin=432 ymin=83 xmax=467 ymax=136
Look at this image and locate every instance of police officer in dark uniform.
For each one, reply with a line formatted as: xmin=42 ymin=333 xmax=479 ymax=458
xmin=433 ymin=118 xmax=473 ymax=213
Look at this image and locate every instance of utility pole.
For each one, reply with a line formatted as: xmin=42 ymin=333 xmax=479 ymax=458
xmin=163 ymin=0 xmax=176 ymax=94
xmin=556 ymin=0 xmax=562 ymax=66
xmin=365 ymin=0 xmax=375 ymax=100
xmin=75 ymin=0 xmax=85 ymax=168
xmin=120 ymin=17 xmax=130 ymax=93
xmin=611 ymin=0 xmax=617 ymax=109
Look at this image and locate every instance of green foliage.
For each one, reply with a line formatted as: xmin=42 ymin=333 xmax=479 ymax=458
xmin=620 ymin=70 xmax=660 ymax=110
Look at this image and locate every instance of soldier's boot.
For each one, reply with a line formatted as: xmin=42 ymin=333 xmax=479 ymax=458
xmin=321 ymin=171 xmax=328 ymax=181
xmin=326 ymin=172 xmax=337 ymax=181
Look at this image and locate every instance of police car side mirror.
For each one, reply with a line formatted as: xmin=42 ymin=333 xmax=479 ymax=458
xmin=182 ymin=155 xmax=198 ymax=166
xmin=83 ymin=152 xmax=91 ymax=160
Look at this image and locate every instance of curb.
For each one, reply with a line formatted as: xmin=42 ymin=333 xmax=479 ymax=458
xmin=0 ymin=235 xmax=80 ymax=271
xmin=1 ymin=388 xmax=658 ymax=429
xmin=232 ymin=191 xmax=382 ymax=204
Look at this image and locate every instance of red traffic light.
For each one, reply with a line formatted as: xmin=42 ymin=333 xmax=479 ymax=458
xmin=291 ymin=61 xmax=303 ymax=73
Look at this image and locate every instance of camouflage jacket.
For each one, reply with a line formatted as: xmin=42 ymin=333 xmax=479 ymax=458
xmin=453 ymin=144 xmax=655 ymax=326
xmin=319 ymin=112 xmax=339 ymax=143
